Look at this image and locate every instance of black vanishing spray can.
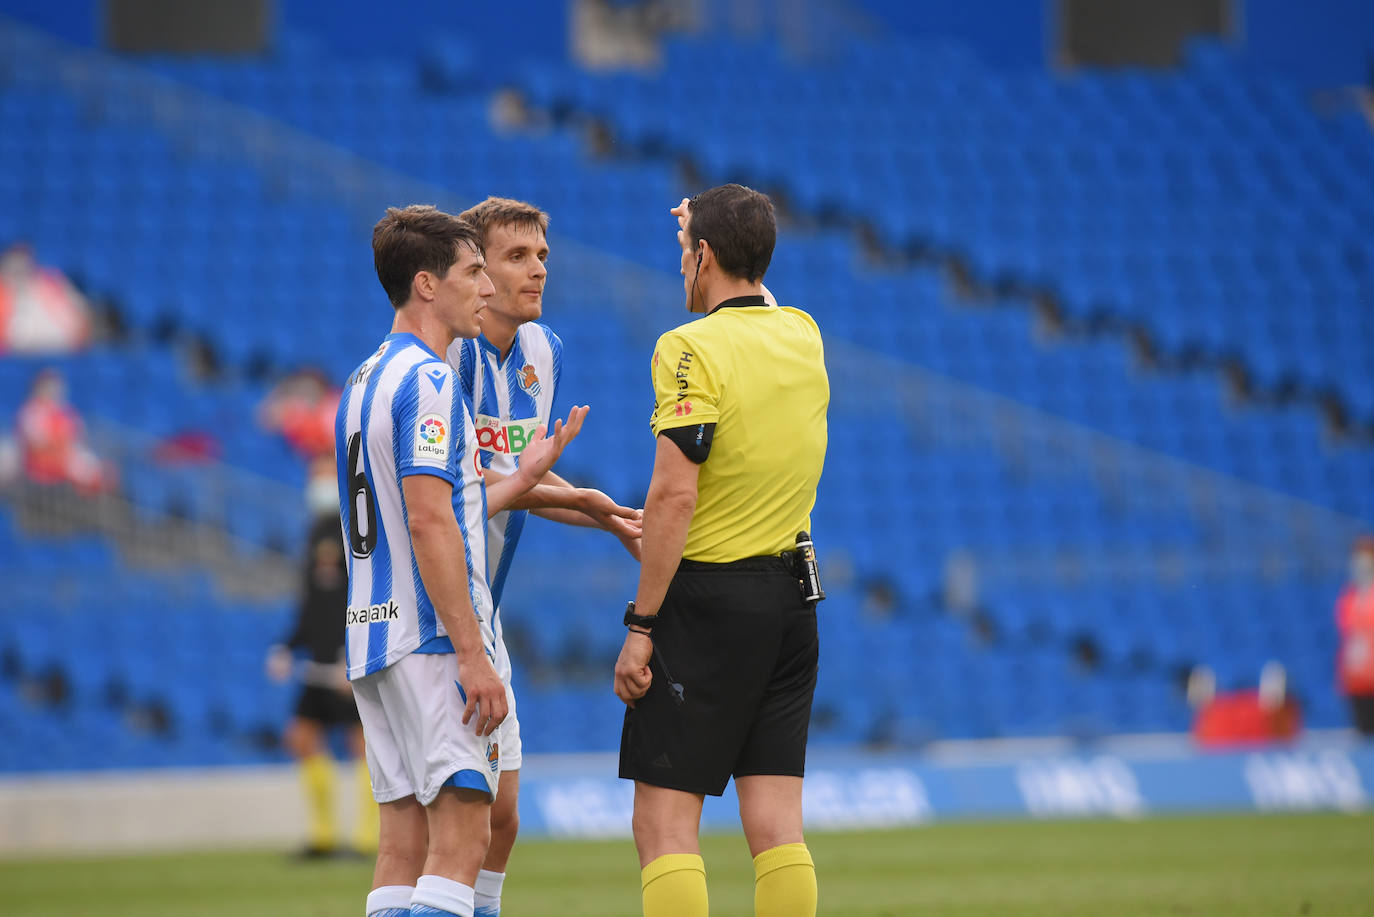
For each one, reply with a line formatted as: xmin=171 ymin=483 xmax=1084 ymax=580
xmin=796 ymin=531 xmax=825 ymax=604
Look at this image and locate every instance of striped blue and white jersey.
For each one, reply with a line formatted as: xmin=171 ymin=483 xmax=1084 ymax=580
xmin=446 ymin=322 xmax=562 ymax=610
xmin=336 ymin=332 xmax=493 ymax=681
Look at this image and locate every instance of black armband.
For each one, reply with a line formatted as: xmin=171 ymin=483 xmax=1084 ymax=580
xmin=660 ymin=423 xmax=715 ymax=464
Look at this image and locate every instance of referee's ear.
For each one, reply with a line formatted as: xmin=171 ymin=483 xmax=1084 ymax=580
xmin=696 ymin=239 xmax=714 ymax=272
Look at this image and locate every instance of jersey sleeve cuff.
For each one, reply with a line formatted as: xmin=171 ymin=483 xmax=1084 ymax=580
xmin=651 ymin=412 xmax=721 ymax=435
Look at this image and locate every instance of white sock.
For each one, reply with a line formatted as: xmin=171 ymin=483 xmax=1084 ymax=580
xmin=410 ymin=874 xmax=475 ymax=917
xmin=473 ymin=869 xmax=505 ymax=916
xmin=366 ymin=884 xmax=415 ymax=916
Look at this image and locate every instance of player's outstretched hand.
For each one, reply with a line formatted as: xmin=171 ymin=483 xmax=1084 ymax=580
xmin=579 ymin=488 xmax=642 ymax=532
xmin=457 ymin=653 xmax=509 ymax=737
xmin=517 ymin=405 xmax=588 ymax=484
xmin=601 ymin=500 xmax=645 ymax=561
xmin=613 ymin=632 xmax=653 ymax=706
xmin=618 ymin=533 xmax=643 ymax=561
xmin=576 ymin=489 xmax=642 ymax=559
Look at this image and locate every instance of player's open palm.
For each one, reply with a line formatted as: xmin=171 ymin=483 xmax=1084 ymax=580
xmin=457 ymin=653 xmax=508 ymax=737
xmin=519 ymin=405 xmax=588 ymax=482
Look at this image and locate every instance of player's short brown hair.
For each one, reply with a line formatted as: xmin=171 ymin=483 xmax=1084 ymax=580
xmin=458 ymin=197 xmax=550 ymax=247
xmin=372 ymin=205 xmax=482 ymax=309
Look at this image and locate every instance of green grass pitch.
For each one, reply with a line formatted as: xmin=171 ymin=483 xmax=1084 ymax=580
xmin=3 ymin=812 xmax=1372 ymax=916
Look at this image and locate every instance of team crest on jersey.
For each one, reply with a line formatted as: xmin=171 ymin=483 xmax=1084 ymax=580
xmin=517 ymin=363 xmax=541 ymax=396
xmin=415 ymin=413 xmax=449 ymax=463
xmin=487 ymin=742 xmax=500 ymax=774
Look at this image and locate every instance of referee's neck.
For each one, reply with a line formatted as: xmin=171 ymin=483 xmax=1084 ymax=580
xmin=704 ymin=279 xmax=765 ymax=314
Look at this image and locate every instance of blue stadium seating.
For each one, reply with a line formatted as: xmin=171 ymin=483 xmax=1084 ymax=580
xmin=0 ymin=20 xmax=1368 ymax=770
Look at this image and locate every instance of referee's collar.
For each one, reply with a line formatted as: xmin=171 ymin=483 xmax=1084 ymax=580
xmin=708 ymin=294 xmax=768 ymax=315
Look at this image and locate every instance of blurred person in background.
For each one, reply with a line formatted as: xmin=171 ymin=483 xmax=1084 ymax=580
xmin=0 ymin=434 xmax=18 ymax=487
xmin=16 ymin=368 xmax=114 ymax=493
xmin=0 ymin=243 xmax=92 ymax=354
xmin=1336 ymin=536 xmax=1374 ymax=736
xmin=445 ymin=196 xmax=643 ymax=917
xmin=267 ymin=455 xmax=378 ymax=859
xmin=257 ymin=367 xmax=341 ymax=459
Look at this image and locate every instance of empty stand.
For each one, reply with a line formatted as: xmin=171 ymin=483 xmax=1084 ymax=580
xmin=0 ymin=18 xmax=1368 ymax=770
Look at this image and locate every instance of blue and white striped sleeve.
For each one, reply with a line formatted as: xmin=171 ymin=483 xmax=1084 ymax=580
xmin=393 ymin=361 xmax=460 ymax=484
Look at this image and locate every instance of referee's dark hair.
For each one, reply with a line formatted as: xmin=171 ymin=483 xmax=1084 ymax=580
xmin=688 ymin=184 xmax=776 ymax=283
xmin=372 ymin=204 xmax=483 ymax=309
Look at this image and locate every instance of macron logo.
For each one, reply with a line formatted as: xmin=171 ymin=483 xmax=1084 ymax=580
xmin=425 ymin=368 xmax=448 ymax=393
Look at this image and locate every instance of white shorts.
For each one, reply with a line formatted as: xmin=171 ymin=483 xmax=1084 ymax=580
xmin=491 ymin=618 xmax=523 ymax=772
xmin=352 ymin=652 xmax=501 ymax=806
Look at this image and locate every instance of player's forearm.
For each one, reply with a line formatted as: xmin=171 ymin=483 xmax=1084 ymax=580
xmin=506 ymin=483 xmax=588 ymax=512
xmin=484 ymin=468 xmax=587 ymax=516
xmin=633 ymin=484 xmax=696 ymax=616
xmin=481 ymin=466 xmax=547 ymax=516
xmin=531 ymin=504 xmax=602 ymax=527
xmin=407 ymin=514 xmax=486 ymax=660
xmin=541 ymin=469 xmax=573 ymax=489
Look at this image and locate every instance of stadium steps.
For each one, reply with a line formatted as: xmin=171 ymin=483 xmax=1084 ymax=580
xmin=0 ymin=19 xmax=1361 ymax=755
xmin=499 ymin=35 xmax=1374 ymax=443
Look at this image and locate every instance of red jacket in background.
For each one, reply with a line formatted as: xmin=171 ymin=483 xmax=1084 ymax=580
xmin=1337 ymin=586 xmax=1374 ymax=696
xmin=18 ymin=395 xmax=84 ymax=484
xmin=1193 ymin=691 xmax=1302 ymax=748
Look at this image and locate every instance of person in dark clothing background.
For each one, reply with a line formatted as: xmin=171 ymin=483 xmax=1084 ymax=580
xmin=266 ymin=455 xmax=378 ymax=857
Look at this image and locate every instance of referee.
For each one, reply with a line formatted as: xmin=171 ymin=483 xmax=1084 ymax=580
xmin=613 ymin=184 xmax=829 ymax=917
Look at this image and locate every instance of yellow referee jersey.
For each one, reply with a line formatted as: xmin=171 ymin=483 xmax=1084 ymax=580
xmin=650 ymin=297 xmax=829 ymax=563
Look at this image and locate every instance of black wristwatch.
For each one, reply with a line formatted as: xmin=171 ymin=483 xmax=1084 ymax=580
xmin=623 ymin=600 xmax=659 ymax=634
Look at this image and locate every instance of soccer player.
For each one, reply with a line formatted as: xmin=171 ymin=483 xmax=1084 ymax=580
xmin=342 ymin=205 xmax=584 ymax=917
xmin=613 ymin=185 xmax=829 ymax=917
xmin=445 ymin=196 xmax=642 ymax=916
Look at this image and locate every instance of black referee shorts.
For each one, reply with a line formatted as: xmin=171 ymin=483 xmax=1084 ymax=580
xmin=294 ymin=684 xmax=361 ymax=727
xmin=619 ymin=555 xmax=819 ymax=797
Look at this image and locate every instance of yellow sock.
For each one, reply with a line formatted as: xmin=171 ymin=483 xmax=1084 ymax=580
xmin=299 ymin=753 xmax=337 ymax=850
xmin=351 ymin=758 xmax=379 ymax=853
xmin=641 ymin=853 xmax=708 ymax=917
xmin=754 ymin=843 xmax=816 ymax=917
